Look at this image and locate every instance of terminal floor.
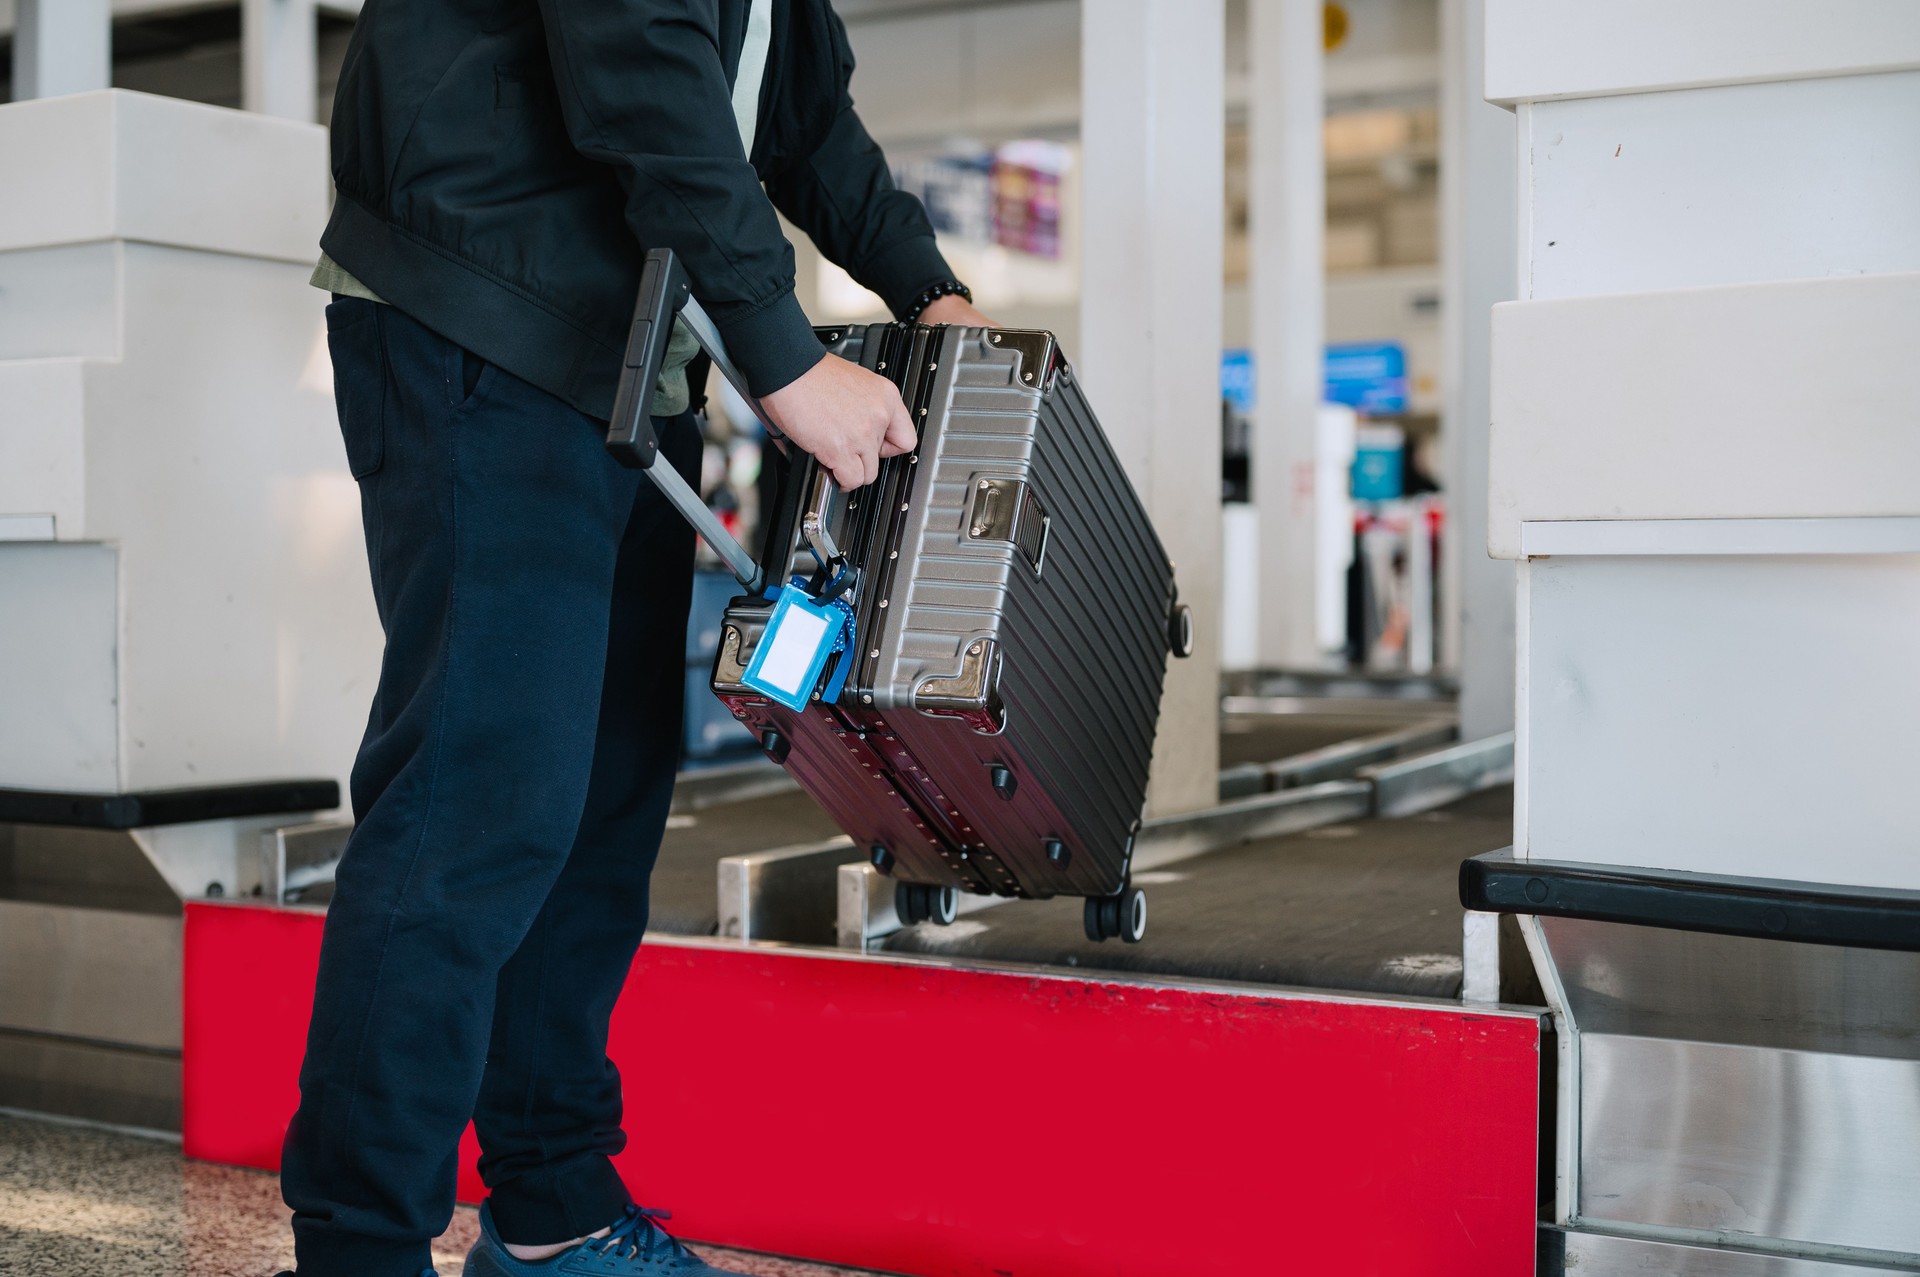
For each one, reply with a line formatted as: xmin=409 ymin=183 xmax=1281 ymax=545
xmin=882 ymin=786 xmax=1516 ymax=1000
xmin=0 ymin=1113 xmax=884 ymax=1277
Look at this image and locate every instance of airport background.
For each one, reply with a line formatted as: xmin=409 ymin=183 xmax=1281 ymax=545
xmin=1 ymin=3 xmax=1916 ymax=1275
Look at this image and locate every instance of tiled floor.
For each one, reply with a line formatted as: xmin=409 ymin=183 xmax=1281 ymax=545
xmin=0 ymin=1113 xmax=881 ymax=1277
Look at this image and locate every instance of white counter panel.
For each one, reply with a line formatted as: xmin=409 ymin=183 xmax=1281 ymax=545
xmin=0 ymin=357 xmax=86 ymax=535
xmin=1487 ymin=0 xmax=1920 ymax=105
xmin=1523 ymin=71 xmax=1920 ymax=301
xmin=0 ymin=243 xmax=121 ymax=362
xmin=0 ymin=90 xmax=325 ymax=264
xmin=1521 ymin=554 xmax=1920 ymax=892
xmin=76 ymin=242 xmax=379 ymax=795
xmin=0 ymin=543 xmax=120 ymax=790
xmin=1488 ymin=273 xmax=1920 ymax=559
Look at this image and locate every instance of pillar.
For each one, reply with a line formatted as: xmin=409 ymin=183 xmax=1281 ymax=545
xmin=242 ymin=0 xmax=319 ymax=122
xmin=11 ymin=0 xmax=111 ymax=101
xmin=1440 ymin=0 xmax=1517 ymax=738
xmin=1249 ymin=0 xmax=1325 ymax=670
xmin=1079 ymin=0 xmax=1225 ymax=816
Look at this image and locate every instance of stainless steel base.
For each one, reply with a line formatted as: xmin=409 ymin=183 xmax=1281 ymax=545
xmin=0 ymin=1028 xmax=180 ymax=1131
xmin=1528 ymin=915 xmax=1920 ymax=1270
xmin=1543 ymin=1227 xmax=1915 ymax=1275
xmin=0 ymin=823 xmax=186 ymax=1128
xmin=717 ymin=836 xmax=862 ymax=944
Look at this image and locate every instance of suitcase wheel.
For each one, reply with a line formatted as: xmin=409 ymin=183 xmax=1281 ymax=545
xmin=1084 ymin=888 xmax=1147 ymax=944
xmin=1168 ymin=604 xmax=1195 ymax=659
xmin=896 ymin=882 xmax=959 ymax=927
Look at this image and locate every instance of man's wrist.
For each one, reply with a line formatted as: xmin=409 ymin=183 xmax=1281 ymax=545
xmin=902 ymin=280 xmax=972 ymax=324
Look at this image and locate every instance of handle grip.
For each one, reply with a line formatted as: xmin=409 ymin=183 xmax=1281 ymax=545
xmin=606 ymin=247 xmax=765 ymax=592
xmin=606 ymin=250 xmax=691 ymax=469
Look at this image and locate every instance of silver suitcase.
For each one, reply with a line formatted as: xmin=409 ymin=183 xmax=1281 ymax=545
xmin=608 ymin=251 xmax=1192 ymax=941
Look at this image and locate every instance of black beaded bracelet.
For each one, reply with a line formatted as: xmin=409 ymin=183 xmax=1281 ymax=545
xmin=903 ymin=279 xmax=973 ymax=323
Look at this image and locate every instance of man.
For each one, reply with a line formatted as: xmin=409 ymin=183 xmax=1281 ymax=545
xmin=278 ymin=3 xmax=989 ymax=1275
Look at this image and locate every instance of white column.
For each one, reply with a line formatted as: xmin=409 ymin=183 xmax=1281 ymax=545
xmin=1080 ymin=0 xmax=1224 ymax=817
xmin=1249 ymin=0 xmax=1324 ymax=670
xmin=1439 ymin=0 xmax=1517 ymax=738
xmin=242 ymin=0 xmax=319 ymax=122
xmin=11 ymin=0 xmax=111 ymax=100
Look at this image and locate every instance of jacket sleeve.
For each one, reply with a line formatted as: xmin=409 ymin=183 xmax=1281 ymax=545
xmin=764 ymin=19 xmax=958 ymax=318
xmin=534 ymin=0 xmax=822 ymax=396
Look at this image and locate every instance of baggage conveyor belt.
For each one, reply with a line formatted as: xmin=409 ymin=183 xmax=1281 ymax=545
xmin=646 ymin=790 xmax=842 ymax=935
xmin=880 ymin=786 xmax=1515 ymax=1000
xmin=1217 ymin=707 xmax=1443 ymax=769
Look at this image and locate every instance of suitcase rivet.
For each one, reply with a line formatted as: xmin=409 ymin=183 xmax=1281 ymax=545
xmin=990 ymin=333 xmax=1002 ymax=344
xmin=862 ymin=693 xmax=874 ymax=704
xmin=888 ymin=550 xmax=898 ymax=560
xmin=1023 ymin=372 xmax=1034 ymax=382
xmin=919 ymin=408 xmax=927 ymax=416
xmin=900 ymin=502 xmax=910 ymax=512
xmin=870 ymin=649 xmax=880 ymax=658
xmin=928 ymin=362 xmax=937 ymax=371
xmin=979 ymin=480 xmax=990 ymax=490
xmin=877 ymin=362 xmax=887 ymax=370
xmin=969 ymin=641 xmax=983 ymax=654
xmin=879 ymin=599 xmax=889 ymax=608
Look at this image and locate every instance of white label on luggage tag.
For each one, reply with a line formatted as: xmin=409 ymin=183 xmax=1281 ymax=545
xmin=742 ymin=585 xmax=841 ymax=710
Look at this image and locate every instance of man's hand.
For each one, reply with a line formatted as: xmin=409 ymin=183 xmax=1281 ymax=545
xmin=919 ymin=294 xmax=997 ymax=328
xmin=761 ymin=353 xmax=917 ymax=492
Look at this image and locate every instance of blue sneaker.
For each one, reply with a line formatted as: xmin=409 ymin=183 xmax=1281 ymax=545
xmin=462 ymin=1200 xmax=749 ymax=1276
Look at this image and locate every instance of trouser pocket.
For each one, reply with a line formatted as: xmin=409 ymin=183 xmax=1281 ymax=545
xmin=326 ymin=298 xmax=387 ymax=479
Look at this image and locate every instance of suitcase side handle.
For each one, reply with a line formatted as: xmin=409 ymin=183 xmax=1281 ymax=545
xmin=605 ymin=247 xmax=771 ymax=593
xmin=800 ymin=468 xmax=847 ymax=572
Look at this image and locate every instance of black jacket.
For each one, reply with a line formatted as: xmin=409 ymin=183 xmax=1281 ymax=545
xmin=321 ymin=0 xmax=954 ymax=417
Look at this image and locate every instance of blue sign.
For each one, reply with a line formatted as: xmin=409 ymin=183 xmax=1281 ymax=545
xmin=1221 ymin=342 xmax=1409 ymax=415
xmin=1324 ymin=342 xmax=1408 ymax=414
xmin=1220 ymin=348 xmax=1255 ymax=413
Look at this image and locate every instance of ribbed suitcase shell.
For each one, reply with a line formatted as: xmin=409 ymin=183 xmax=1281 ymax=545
xmin=712 ymin=324 xmax=1177 ymax=901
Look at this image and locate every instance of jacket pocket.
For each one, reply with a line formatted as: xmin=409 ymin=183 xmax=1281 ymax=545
xmin=326 ymin=299 xmax=387 ymax=479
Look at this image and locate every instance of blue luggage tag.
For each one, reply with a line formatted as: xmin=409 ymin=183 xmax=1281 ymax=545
xmin=743 ymin=583 xmax=848 ymax=712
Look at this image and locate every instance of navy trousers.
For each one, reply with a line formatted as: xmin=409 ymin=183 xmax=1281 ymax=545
xmin=282 ymin=299 xmax=699 ymax=1276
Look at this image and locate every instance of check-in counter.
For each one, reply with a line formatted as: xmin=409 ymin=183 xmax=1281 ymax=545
xmin=1477 ymin=4 xmax=1920 ymax=1271
xmin=0 ymin=89 xmax=371 ymax=1126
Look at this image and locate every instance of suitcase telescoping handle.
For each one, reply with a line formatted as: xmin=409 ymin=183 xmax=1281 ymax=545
xmin=608 ymin=247 xmax=858 ymax=594
xmin=606 ymin=247 xmax=774 ymax=594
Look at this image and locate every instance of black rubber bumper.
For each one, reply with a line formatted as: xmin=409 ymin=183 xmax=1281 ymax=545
xmin=0 ymin=780 xmax=341 ymax=829
xmin=1461 ymin=849 xmax=1920 ymax=952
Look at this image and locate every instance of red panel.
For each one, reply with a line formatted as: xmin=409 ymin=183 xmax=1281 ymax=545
xmin=185 ymin=902 xmax=1540 ymax=1275
xmin=181 ymin=903 xmax=491 ymax=1198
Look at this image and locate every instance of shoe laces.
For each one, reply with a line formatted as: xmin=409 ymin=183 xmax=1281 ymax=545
xmin=591 ymin=1204 xmax=692 ymax=1265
